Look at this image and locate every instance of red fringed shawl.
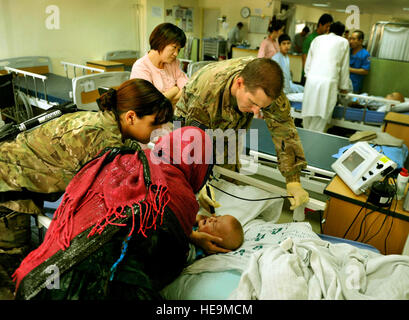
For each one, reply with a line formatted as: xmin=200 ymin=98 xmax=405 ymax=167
xmin=13 ymin=149 xmax=170 ymax=289
xmin=13 ymin=126 xmax=212 ymax=290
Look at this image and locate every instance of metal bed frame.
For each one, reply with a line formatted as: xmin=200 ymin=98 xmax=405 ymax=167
xmin=1 ymin=56 xmax=132 ymax=115
xmin=2 ymin=60 xmax=104 ymax=111
xmin=288 ymin=92 xmax=401 ymax=132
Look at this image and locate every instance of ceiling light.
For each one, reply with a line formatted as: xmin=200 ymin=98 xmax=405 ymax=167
xmin=403 ymin=8 xmax=409 ymax=11
xmin=312 ymin=3 xmax=329 ymax=7
xmin=335 ymin=9 xmax=346 ymax=13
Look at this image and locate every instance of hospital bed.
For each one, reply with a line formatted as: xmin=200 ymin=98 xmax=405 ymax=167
xmin=242 ymin=118 xmax=350 ymax=198
xmin=0 ymin=56 xmax=130 ymax=113
xmin=71 ymin=71 xmax=130 ymax=111
xmin=104 ymin=50 xmax=192 ymax=75
xmin=161 ymin=177 xmax=409 ymax=300
xmin=288 ymin=92 xmax=409 ymax=132
xmin=0 ymin=57 xmax=104 ymax=111
xmin=33 ymin=115 xmax=409 ymax=300
xmin=39 ymin=171 xmax=409 ymax=300
xmin=104 ymin=50 xmax=138 ymax=72
xmin=37 ymin=153 xmax=409 ymax=300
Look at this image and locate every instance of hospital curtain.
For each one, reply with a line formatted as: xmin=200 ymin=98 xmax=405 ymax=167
xmin=378 ymin=25 xmax=409 ymax=62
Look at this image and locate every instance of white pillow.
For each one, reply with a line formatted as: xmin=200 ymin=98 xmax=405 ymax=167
xmin=202 ymin=179 xmax=284 ymax=226
xmin=392 ymin=102 xmax=409 ymax=113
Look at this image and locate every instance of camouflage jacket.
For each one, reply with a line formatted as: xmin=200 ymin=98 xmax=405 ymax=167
xmin=0 ymin=111 xmax=134 ymax=214
xmin=175 ymin=57 xmax=307 ymax=182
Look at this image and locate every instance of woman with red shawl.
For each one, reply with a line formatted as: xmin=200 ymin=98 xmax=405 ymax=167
xmin=13 ymin=126 xmax=222 ymax=300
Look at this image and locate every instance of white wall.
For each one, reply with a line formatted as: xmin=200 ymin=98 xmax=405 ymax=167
xmin=294 ymin=4 xmax=407 ymax=44
xmin=199 ymin=0 xmax=278 ymax=49
xmin=0 ymin=0 xmax=140 ymax=75
xmin=1 ymin=0 xmax=407 ymax=74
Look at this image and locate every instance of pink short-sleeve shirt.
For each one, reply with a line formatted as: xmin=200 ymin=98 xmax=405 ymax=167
xmin=130 ymin=54 xmax=188 ymax=93
xmin=257 ymin=38 xmax=280 ymax=59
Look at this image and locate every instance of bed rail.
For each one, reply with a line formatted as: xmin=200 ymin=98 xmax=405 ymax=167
xmin=61 ymin=61 xmax=105 ymax=78
xmin=4 ymin=66 xmax=57 ymax=110
xmin=72 ymin=71 xmax=130 ymax=111
xmin=213 ymin=165 xmax=326 ymax=212
xmin=333 ymin=93 xmax=398 ymax=131
xmin=289 ymin=92 xmax=401 ymax=132
xmin=0 ymin=56 xmax=52 ymax=74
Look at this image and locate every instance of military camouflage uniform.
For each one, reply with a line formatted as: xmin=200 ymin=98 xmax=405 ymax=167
xmin=175 ymin=57 xmax=307 ymax=183
xmin=0 ymin=110 xmax=137 ymax=284
xmin=0 ymin=110 xmax=134 ymax=215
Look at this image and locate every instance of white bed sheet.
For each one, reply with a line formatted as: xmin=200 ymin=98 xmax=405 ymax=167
xmin=161 ymin=179 xmax=409 ymax=300
xmin=230 ymin=237 xmax=409 ymax=300
xmin=161 ymin=179 xmax=320 ymax=299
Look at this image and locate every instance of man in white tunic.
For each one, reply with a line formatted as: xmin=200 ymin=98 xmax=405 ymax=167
xmin=301 ymin=21 xmax=351 ymax=132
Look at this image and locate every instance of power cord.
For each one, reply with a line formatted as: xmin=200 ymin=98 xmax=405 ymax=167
xmin=384 ymin=179 xmax=398 ymax=253
xmin=209 ymin=183 xmax=294 ymax=201
xmin=361 ymin=209 xmax=382 ymax=243
xmin=353 ymin=208 xmax=375 ymax=242
xmin=343 ymin=169 xmax=395 ymax=240
xmin=343 ymin=196 xmax=370 ymax=239
xmin=354 ymin=174 xmax=398 ymax=252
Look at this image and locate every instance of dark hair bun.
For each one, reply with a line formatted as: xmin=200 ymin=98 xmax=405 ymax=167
xmin=97 ymin=88 xmax=117 ymax=111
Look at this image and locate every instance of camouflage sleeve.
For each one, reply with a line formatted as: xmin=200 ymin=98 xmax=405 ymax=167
xmin=175 ymin=86 xmax=211 ymax=128
xmin=263 ymin=91 xmax=307 ymax=183
xmin=58 ymin=127 xmax=126 ymax=171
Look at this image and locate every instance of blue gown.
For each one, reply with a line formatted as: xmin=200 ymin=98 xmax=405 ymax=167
xmin=349 ymin=48 xmax=370 ymax=93
xmin=272 ymin=52 xmax=304 ymax=94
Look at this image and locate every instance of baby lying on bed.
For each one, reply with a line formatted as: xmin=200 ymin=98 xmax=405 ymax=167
xmin=187 ymin=214 xmax=244 ymax=264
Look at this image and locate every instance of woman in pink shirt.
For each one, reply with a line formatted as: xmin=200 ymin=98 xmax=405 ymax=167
xmin=257 ymin=16 xmax=285 ymax=59
xmin=130 ymin=23 xmax=188 ymax=107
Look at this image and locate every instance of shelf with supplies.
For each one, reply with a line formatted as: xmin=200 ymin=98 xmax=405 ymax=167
xmin=201 ymin=38 xmax=227 ymax=61
xmin=322 ymin=175 xmax=409 ymax=255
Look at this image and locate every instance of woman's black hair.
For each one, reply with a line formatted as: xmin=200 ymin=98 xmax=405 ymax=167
xmin=268 ymin=16 xmax=284 ymax=33
xmin=97 ymin=79 xmax=173 ymax=125
xmin=149 ymin=23 xmax=186 ymax=52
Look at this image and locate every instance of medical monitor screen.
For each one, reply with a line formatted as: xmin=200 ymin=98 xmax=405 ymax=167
xmin=342 ymin=151 xmax=365 ymax=172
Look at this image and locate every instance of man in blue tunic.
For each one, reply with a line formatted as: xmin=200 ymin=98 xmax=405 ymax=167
xmin=272 ymin=34 xmax=304 ymax=94
xmin=349 ymin=30 xmax=370 ymax=93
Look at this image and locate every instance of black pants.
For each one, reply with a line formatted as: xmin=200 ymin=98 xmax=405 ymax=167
xmin=19 ymin=207 xmax=189 ymax=300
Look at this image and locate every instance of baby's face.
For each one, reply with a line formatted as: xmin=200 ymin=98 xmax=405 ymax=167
xmin=386 ymin=93 xmax=396 ymax=101
xmin=385 ymin=93 xmax=403 ymax=103
xmin=198 ymin=215 xmax=233 ymax=238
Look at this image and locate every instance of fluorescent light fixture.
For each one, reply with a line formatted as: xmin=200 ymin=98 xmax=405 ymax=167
xmin=335 ymin=9 xmax=346 ymax=13
xmin=403 ymin=8 xmax=409 ymax=11
xmin=312 ymin=3 xmax=329 ymax=7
